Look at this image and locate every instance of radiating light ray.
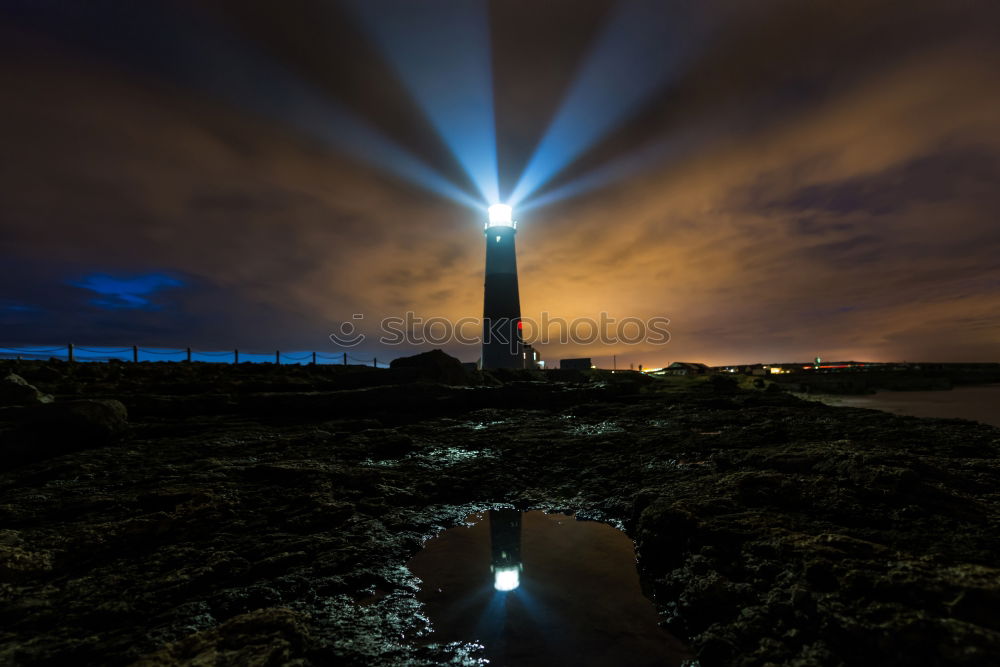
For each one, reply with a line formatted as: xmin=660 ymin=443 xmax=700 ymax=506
xmin=345 ymin=0 xmax=500 ymax=205
xmin=519 ymin=114 xmax=721 ymax=213
xmin=301 ymin=99 xmax=484 ymax=210
xmin=508 ymin=0 xmax=707 ymax=207
xmin=4 ymin=1 xmax=480 ymax=210
xmin=474 ymin=590 xmax=510 ymax=640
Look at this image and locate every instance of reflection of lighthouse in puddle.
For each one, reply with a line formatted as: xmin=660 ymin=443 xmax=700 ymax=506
xmin=408 ymin=510 xmax=695 ymax=666
xmin=489 ymin=509 xmax=522 ymax=591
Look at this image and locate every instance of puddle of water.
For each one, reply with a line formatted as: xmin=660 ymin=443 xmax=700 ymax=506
xmin=407 ymin=510 xmax=694 ymax=667
xmin=805 ymin=384 xmax=1000 ymax=428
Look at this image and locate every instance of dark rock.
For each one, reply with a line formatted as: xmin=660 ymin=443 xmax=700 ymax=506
xmin=389 ymin=349 xmax=470 ymax=385
xmin=544 ymin=368 xmax=589 ymax=383
xmin=0 ymin=373 xmax=52 ymax=406
xmin=39 ymin=399 xmax=129 ymax=443
xmin=636 ymin=500 xmax=700 ymax=569
xmin=3 ymin=399 xmax=128 ymax=465
xmin=132 ymin=607 xmax=312 ymax=666
xmin=23 ymin=365 xmax=63 ymax=383
xmin=708 ymin=374 xmax=740 ymax=392
xmin=368 ymin=430 xmax=417 ymax=458
xmin=1 ymin=357 xmax=999 ymax=666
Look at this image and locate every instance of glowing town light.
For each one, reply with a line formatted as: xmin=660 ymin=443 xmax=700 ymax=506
xmin=488 ymin=204 xmax=513 ymax=226
xmin=493 ymin=566 xmax=520 ymax=591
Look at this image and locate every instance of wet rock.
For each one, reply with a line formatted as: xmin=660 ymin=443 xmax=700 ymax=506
xmin=133 ymin=607 xmax=312 ymax=666
xmin=365 ymin=430 xmax=417 ymax=459
xmin=947 ymin=581 xmax=1000 ymax=631
xmin=635 ymin=500 xmax=700 ymax=569
xmin=0 ymin=373 xmax=52 ymax=406
xmin=735 ymin=471 xmax=802 ymax=507
xmin=0 ymin=530 xmax=54 ymax=580
xmin=0 ymin=358 xmax=999 ymax=666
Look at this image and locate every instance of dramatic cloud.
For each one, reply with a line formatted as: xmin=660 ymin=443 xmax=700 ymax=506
xmin=1 ymin=0 xmax=998 ymax=366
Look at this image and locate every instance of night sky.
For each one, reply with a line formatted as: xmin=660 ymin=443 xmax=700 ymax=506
xmin=1 ymin=0 xmax=998 ymax=367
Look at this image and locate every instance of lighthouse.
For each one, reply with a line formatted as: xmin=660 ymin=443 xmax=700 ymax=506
xmin=482 ymin=204 xmax=524 ymax=369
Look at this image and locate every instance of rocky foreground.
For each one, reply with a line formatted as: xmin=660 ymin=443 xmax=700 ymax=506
xmin=1 ymin=353 xmax=998 ymax=666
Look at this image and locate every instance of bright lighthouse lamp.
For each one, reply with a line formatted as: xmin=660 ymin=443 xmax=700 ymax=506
xmin=487 ymin=203 xmax=514 ymax=227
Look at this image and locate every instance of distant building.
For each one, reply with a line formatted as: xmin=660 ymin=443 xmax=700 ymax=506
xmin=667 ymin=361 xmax=709 ymax=375
xmin=560 ymin=357 xmax=592 ymax=370
xmin=522 ymin=344 xmax=541 ymax=369
xmin=718 ymin=364 xmax=765 ymax=375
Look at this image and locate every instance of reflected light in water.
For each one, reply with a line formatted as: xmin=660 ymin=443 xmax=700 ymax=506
xmin=493 ymin=565 xmax=521 ymax=592
xmin=408 ymin=510 xmax=695 ymax=666
xmin=489 ymin=508 xmax=523 ymax=592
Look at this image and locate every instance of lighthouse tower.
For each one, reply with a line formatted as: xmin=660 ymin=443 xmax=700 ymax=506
xmin=482 ymin=204 xmax=524 ymax=369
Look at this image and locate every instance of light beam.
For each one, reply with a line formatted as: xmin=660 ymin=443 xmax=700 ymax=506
xmin=6 ymin=1 xmax=481 ymax=210
xmin=508 ymin=0 xmax=707 ymax=208
xmin=345 ymin=0 xmax=500 ymax=205
xmin=519 ymin=113 xmax=722 ymax=212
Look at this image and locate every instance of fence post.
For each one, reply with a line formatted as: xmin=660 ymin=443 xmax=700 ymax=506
xmin=312 ymin=351 xmax=316 ymax=365
xmin=234 ymin=349 xmax=239 ymax=364
xmin=373 ymin=357 xmax=377 ymax=368
xmin=68 ymin=342 xmax=74 ymax=363
xmin=186 ymin=347 xmax=192 ymax=363
xmin=133 ymin=345 xmax=139 ymax=363
xmin=275 ymin=350 xmax=280 ymax=365
xmin=343 ymin=352 xmax=347 ymax=366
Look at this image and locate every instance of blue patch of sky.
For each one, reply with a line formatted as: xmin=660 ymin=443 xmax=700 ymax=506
xmin=70 ymin=272 xmax=184 ymax=311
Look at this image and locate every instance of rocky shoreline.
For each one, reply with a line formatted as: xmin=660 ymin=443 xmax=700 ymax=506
xmin=1 ymin=354 xmax=998 ymax=666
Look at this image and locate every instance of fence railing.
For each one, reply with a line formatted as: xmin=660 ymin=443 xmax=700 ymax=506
xmin=0 ymin=344 xmax=390 ymax=368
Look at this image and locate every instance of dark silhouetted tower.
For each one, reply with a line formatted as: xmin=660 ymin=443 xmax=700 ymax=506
xmin=482 ymin=204 xmax=523 ymax=368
